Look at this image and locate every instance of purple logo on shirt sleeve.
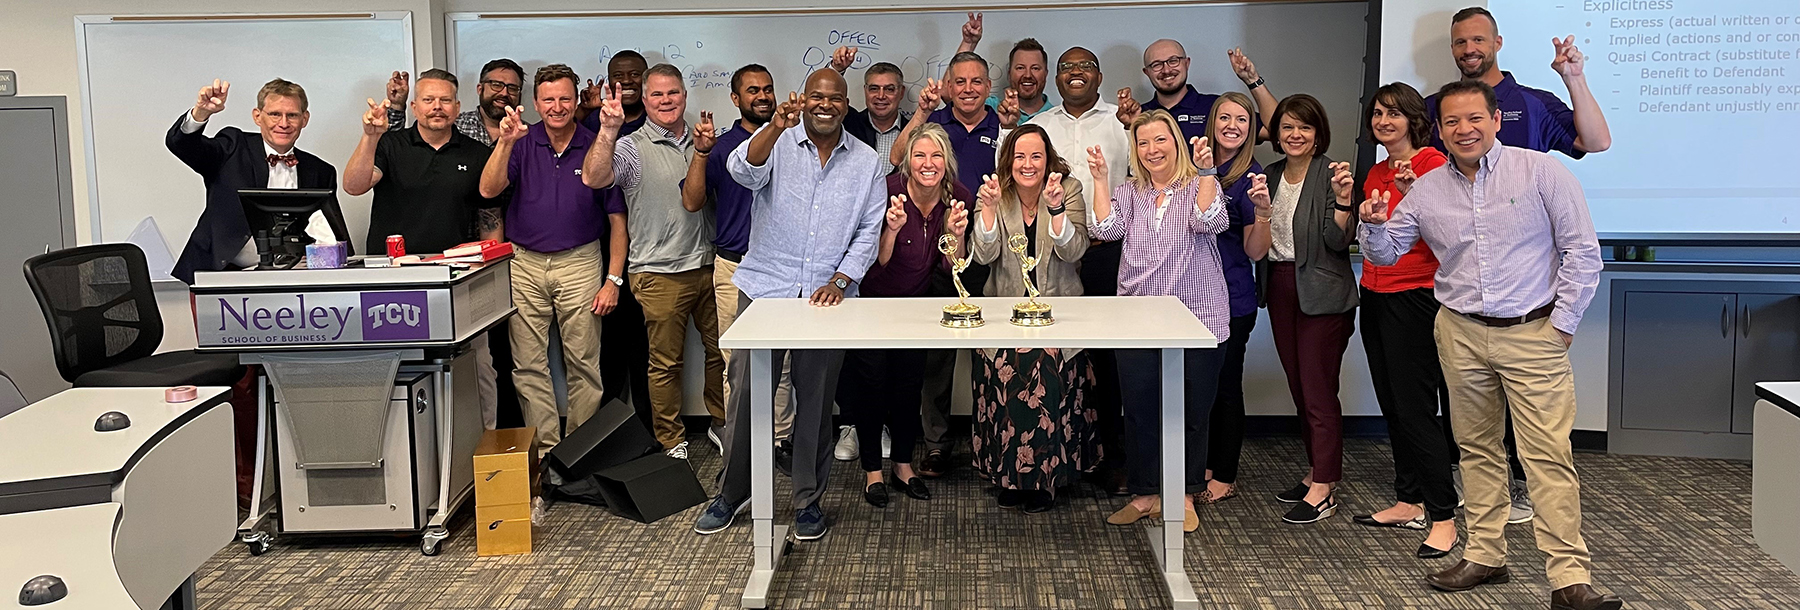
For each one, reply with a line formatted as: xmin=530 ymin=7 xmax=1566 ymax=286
xmin=360 ymin=291 xmax=431 ymax=341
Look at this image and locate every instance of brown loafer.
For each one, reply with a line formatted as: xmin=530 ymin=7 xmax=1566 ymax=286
xmin=1183 ymin=506 xmax=1199 ymax=533
xmin=1551 ymin=584 xmax=1623 ymax=610
xmin=1426 ymin=560 xmax=1511 ymax=592
xmin=1106 ymin=503 xmax=1161 ymax=525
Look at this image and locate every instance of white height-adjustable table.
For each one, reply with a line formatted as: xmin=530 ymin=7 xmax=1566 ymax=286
xmin=719 ymin=295 xmax=1217 ymax=609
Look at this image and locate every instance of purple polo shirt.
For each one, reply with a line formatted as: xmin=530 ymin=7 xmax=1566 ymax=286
xmin=861 ymin=173 xmax=974 ymax=297
xmin=1217 ymin=157 xmax=1264 ymax=318
xmin=689 ymin=122 xmax=755 ymax=256
xmin=1427 ymin=71 xmax=1583 ymax=159
xmin=580 ymin=111 xmax=646 ymax=138
xmin=1141 ymin=85 xmax=1219 ymax=142
xmin=504 ymin=122 xmax=623 ymax=253
xmin=926 ymin=106 xmax=1001 ymax=196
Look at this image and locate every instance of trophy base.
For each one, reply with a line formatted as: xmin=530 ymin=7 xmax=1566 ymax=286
xmin=1010 ymin=302 xmax=1054 ymax=327
xmin=941 ymin=305 xmax=985 ymax=329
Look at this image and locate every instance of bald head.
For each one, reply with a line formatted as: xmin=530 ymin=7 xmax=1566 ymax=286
xmin=1142 ymin=39 xmax=1190 ymax=96
xmin=802 ymin=68 xmax=849 ymax=138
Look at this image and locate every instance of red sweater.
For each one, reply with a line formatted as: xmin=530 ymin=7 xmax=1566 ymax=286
xmin=1360 ymin=147 xmax=1447 ymax=293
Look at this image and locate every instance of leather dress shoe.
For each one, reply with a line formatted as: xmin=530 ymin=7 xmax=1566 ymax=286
xmin=1551 ymin=584 xmax=1623 ymax=610
xmin=1426 ymin=560 xmax=1510 ymax=592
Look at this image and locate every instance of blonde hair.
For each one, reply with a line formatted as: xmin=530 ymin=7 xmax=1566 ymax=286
xmin=899 ymin=123 xmax=959 ymax=205
xmin=1127 ymin=110 xmax=1197 ymax=190
xmin=256 ymin=78 xmax=308 ymax=112
xmin=1207 ymin=92 xmax=1257 ymax=190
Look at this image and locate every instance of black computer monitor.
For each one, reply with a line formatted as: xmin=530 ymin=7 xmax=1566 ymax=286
xmin=237 ymin=188 xmax=333 ymax=269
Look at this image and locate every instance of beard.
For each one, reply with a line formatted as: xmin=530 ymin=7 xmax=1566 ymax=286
xmin=741 ymin=104 xmax=774 ymax=126
xmin=1153 ymin=80 xmax=1185 ymax=97
xmin=480 ymin=95 xmax=509 ymax=121
xmin=1458 ymin=54 xmax=1495 ymax=79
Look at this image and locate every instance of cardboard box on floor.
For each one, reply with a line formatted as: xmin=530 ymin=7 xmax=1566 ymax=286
xmin=595 ymin=453 xmax=708 ymax=523
xmin=474 ymin=427 xmax=537 ymax=556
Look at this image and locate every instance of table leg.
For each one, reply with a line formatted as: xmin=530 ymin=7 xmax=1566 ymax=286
xmin=1149 ymin=347 xmax=1199 ymax=609
xmin=742 ymin=348 xmax=787 ymax=608
xmin=237 ymin=378 xmax=274 ymax=555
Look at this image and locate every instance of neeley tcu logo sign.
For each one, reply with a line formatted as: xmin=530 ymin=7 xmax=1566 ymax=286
xmin=205 ymin=290 xmax=431 ymax=345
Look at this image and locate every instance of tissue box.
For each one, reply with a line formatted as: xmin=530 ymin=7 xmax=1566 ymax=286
xmin=305 ymin=241 xmax=347 ymax=269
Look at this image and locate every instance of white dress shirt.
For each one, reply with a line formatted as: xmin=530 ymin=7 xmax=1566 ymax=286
xmin=1025 ymin=101 xmax=1131 ymax=229
xmin=180 ymin=113 xmax=335 ymax=267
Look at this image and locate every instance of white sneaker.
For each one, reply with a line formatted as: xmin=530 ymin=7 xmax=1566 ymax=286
xmin=666 ymin=441 xmax=689 ymax=461
xmin=881 ymin=427 xmax=892 ymax=460
xmin=1507 ymin=478 xmax=1534 ymax=524
xmin=833 ymin=426 xmax=858 ymax=462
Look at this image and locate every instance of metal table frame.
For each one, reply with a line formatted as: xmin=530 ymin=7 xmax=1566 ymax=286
xmin=721 ymin=296 xmax=1214 ymax=609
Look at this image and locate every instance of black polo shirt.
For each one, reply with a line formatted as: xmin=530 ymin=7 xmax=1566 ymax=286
xmin=366 ymin=125 xmax=503 ymax=255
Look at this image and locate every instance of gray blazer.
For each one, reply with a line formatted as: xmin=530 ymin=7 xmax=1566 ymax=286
xmin=1256 ymin=155 xmax=1358 ymax=315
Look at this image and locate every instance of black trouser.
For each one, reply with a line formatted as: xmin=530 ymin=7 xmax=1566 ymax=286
xmin=837 ymin=348 xmax=927 ymax=472
xmin=1361 ymin=288 xmax=1458 ymax=522
xmin=1206 ymin=313 xmax=1257 ymax=484
xmin=1079 ymin=240 xmax=1126 ymax=470
xmin=601 ymin=279 xmax=654 ymax=437
xmin=1117 ymin=347 xmax=1226 ymax=496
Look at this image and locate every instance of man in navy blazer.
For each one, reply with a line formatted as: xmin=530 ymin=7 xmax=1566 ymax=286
xmin=167 ymin=78 xmax=352 ymax=284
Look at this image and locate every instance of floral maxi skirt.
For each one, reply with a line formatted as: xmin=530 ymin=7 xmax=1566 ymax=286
xmin=970 ymin=348 xmax=1101 ymax=493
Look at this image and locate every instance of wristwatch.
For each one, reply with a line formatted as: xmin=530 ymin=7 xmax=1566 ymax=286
xmin=832 ymin=277 xmax=849 ymax=290
xmin=1333 ymin=203 xmax=1356 ymax=212
xmin=606 ymin=274 xmax=625 ymax=286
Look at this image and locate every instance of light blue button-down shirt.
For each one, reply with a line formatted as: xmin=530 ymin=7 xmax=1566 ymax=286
xmin=1359 ymin=143 xmax=1601 ymax=335
xmin=727 ymin=125 xmax=887 ymax=300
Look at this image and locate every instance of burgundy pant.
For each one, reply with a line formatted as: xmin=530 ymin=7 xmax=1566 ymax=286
xmin=1265 ymin=262 xmax=1354 ymax=484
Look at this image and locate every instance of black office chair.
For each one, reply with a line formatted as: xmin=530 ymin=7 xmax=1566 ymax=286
xmin=23 ymin=243 xmax=243 ymax=388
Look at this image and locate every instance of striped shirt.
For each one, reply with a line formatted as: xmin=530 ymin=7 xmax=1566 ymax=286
xmin=1089 ymin=178 xmax=1233 ymax=341
xmin=1359 ymin=144 xmax=1601 ymax=335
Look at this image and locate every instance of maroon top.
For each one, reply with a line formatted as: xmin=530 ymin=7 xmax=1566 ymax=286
xmin=861 ymin=173 xmax=973 ymax=297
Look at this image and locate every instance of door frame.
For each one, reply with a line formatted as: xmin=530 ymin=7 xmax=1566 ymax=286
xmin=0 ymin=96 xmax=78 ymax=248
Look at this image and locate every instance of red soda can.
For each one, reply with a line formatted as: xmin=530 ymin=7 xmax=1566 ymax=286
xmin=385 ymin=234 xmax=406 ymax=258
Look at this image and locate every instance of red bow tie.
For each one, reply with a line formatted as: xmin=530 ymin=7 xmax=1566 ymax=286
xmin=266 ymin=153 xmax=298 ymax=168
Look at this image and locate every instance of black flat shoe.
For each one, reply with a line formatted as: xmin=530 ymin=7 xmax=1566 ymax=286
xmin=1275 ymin=482 xmax=1310 ymax=504
xmin=997 ymin=489 xmax=1024 ymax=509
xmin=1417 ymin=539 xmax=1459 ymax=559
xmin=1352 ymin=513 xmax=1428 ymax=530
xmin=894 ymin=477 xmax=931 ymax=500
xmin=1022 ymin=490 xmax=1054 ymax=513
xmin=864 ymin=481 xmax=889 ymax=508
xmin=1281 ymin=494 xmax=1337 ymax=524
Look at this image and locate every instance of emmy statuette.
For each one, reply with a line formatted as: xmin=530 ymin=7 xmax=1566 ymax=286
xmin=937 ymin=234 xmax=984 ymax=328
xmin=1006 ymin=234 xmax=1053 ymax=327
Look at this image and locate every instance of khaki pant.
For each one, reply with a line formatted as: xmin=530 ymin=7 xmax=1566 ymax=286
xmin=631 ymin=267 xmax=726 ymax=449
xmin=510 ymin=242 xmax=605 ymax=454
xmin=714 ymin=255 xmax=795 ymax=439
xmin=1435 ymin=309 xmax=1593 ymax=589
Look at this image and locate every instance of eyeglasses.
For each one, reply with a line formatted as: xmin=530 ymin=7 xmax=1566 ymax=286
xmin=1145 ymin=56 xmax=1187 ymax=72
xmin=1057 ymin=60 xmax=1099 ymax=73
xmin=481 ymin=80 xmax=522 ymax=94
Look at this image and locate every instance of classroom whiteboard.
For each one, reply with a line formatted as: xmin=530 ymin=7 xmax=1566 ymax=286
xmin=447 ymin=2 xmax=1368 ymax=163
xmin=76 ymin=13 xmax=415 ymax=268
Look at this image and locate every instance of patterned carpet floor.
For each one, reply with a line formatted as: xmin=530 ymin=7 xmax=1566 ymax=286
xmin=195 ymin=437 xmax=1800 ymax=609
